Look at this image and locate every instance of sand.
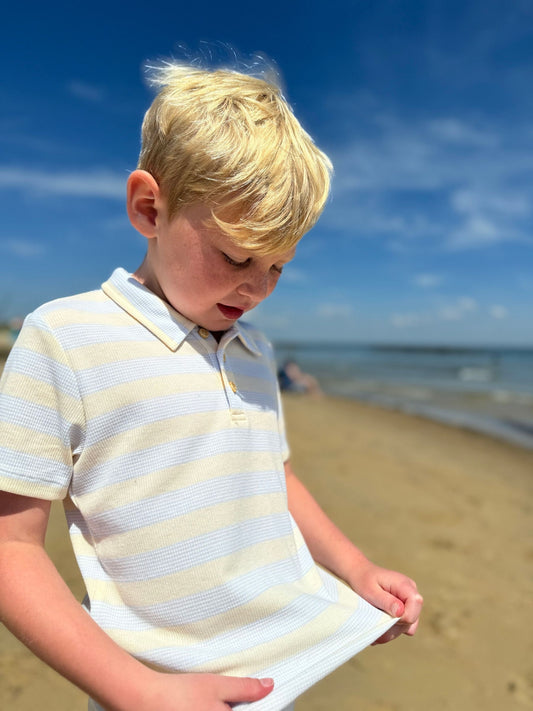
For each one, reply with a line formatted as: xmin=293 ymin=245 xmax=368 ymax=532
xmin=1 ymin=392 xmax=532 ymax=710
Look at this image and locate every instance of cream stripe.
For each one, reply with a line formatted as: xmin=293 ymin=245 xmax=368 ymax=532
xmin=105 ymin=560 xmax=322 ymax=655
xmin=74 ymin=450 xmax=284 ymax=512
xmin=44 ymin=309 xmax=135 ymax=329
xmin=0 ymin=372 xmax=80 ymax=413
xmin=81 ymin=372 xmax=277 ymax=417
xmin=0 ymin=422 xmax=70 ymax=464
xmin=82 ymin=372 xmax=224 ymax=416
xmin=13 ymin=325 xmax=70 ymax=364
xmin=63 ymin=340 xmax=169 ymax=368
xmin=68 ymin=533 xmax=95 ymax=556
xmin=192 ymin=585 xmax=360 ymax=676
xmin=83 ymin=533 xmax=302 ymax=607
xmin=94 ymin=492 xmax=287 ymax=558
xmin=60 ymin=334 xmax=262 ymax=371
xmin=77 ymin=409 xmax=280 ymax=474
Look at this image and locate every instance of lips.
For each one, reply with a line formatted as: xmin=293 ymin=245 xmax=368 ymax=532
xmin=217 ymin=303 xmax=244 ymax=320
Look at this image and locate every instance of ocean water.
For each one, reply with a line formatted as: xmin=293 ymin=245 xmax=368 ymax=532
xmin=275 ymin=343 xmax=533 ymax=450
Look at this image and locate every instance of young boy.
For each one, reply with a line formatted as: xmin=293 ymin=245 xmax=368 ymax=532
xmin=0 ymin=62 xmax=422 ymax=711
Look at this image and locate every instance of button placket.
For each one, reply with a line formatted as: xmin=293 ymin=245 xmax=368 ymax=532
xmin=217 ymin=347 xmax=248 ymax=425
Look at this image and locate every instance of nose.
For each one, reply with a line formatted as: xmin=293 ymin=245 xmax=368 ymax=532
xmin=237 ymin=269 xmax=273 ymax=303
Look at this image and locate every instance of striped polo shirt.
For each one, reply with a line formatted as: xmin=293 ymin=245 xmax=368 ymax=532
xmin=0 ymin=268 xmax=395 ymax=710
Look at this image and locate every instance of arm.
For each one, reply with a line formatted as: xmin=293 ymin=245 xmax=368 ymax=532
xmin=0 ymin=491 xmax=273 ymax=711
xmin=284 ymin=462 xmax=423 ymax=643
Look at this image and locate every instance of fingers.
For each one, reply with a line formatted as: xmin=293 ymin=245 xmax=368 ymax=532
xmin=384 ymin=574 xmax=423 ymax=625
xmin=371 ymin=572 xmax=423 ymax=644
xmin=371 ymin=590 xmax=423 ymax=646
xmin=362 ymin=581 xmax=406 ymax=619
xmin=221 ymin=676 xmax=274 ymax=704
xmin=403 ymin=617 xmax=420 ymax=637
xmin=401 ymin=590 xmax=424 ymax=628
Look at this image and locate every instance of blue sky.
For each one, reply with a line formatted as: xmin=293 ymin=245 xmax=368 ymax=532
xmin=2 ymin=0 xmax=532 ymax=345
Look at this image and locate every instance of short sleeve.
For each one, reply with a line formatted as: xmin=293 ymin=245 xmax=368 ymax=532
xmin=0 ymin=311 xmax=85 ymax=500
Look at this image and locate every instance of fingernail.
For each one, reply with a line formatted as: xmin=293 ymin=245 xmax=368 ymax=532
xmin=260 ymin=678 xmax=274 ymax=687
xmin=392 ymin=604 xmax=402 ymax=617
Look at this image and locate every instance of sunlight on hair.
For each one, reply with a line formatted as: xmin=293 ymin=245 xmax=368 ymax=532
xmin=138 ymin=58 xmax=333 ymax=254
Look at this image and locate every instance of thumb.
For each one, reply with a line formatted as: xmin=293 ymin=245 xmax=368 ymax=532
xmin=221 ymin=676 xmax=274 ymax=704
xmin=372 ymin=590 xmax=405 ymax=618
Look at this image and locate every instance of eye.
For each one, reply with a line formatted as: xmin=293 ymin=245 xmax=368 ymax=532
xmin=222 ymin=252 xmax=251 ymax=268
xmin=271 ymin=264 xmax=284 ymax=275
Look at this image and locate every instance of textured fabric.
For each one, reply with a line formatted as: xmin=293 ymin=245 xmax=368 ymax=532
xmin=0 ymin=268 xmax=396 ymax=711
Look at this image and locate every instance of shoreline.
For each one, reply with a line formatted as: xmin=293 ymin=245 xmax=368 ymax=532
xmin=276 ymin=341 xmax=533 ymax=452
xmin=322 ymin=388 xmax=533 ymax=451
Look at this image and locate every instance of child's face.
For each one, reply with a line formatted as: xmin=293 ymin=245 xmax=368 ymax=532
xmin=140 ymin=204 xmax=295 ymax=332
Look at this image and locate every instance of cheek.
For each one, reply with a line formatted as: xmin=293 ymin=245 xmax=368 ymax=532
xmin=267 ymin=273 xmax=282 ymax=295
xmin=198 ymin=266 xmax=238 ymax=296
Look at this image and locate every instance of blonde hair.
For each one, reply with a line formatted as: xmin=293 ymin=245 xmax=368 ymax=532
xmin=138 ymin=62 xmax=332 ymax=254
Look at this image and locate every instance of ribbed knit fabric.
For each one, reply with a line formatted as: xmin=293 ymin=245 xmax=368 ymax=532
xmin=0 ymin=269 xmax=396 ymax=710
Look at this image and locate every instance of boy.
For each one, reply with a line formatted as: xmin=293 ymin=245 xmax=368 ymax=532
xmin=0 ymin=62 xmax=422 ymax=711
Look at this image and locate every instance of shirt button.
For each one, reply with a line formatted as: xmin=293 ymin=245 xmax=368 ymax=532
xmin=198 ymin=328 xmax=210 ymax=339
xmin=229 ymin=380 xmax=238 ymax=393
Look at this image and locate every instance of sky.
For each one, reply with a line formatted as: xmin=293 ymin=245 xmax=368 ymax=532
xmin=2 ymin=0 xmax=532 ymax=346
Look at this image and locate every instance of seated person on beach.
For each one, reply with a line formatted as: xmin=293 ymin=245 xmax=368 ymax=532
xmin=278 ymin=359 xmax=323 ymax=397
xmin=0 ymin=59 xmax=422 ymax=711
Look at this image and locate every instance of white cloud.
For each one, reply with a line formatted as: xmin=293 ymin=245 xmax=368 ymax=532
xmin=67 ymin=80 xmax=105 ymax=103
xmin=412 ymin=273 xmax=444 ymax=288
xmin=517 ymin=274 xmax=533 ymax=291
xmin=323 ymin=106 xmax=533 ymax=252
xmin=427 ymin=118 xmax=498 ymax=148
xmin=330 ymin=114 xmax=518 ymax=194
xmin=391 ymin=312 xmax=429 ymax=329
xmin=0 ymin=166 xmax=126 ymax=199
xmin=1 ymin=239 xmax=45 ymax=258
xmin=447 ymin=215 xmax=501 ymax=249
xmin=280 ymin=266 xmax=307 ymax=284
xmin=316 ymin=303 xmax=354 ymax=319
xmin=446 ymin=187 xmax=532 ymax=250
xmin=451 ymin=188 xmax=530 ymax=218
xmin=392 ymin=297 xmax=478 ymax=329
xmin=489 ymin=305 xmax=508 ymax=319
xmin=439 ymin=297 xmax=478 ymax=321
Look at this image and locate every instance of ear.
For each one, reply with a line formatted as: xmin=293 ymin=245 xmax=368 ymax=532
xmin=126 ymin=170 xmax=163 ymax=238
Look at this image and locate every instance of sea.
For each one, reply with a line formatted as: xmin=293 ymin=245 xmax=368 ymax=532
xmin=274 ymin=343 xmax=533 ymax=451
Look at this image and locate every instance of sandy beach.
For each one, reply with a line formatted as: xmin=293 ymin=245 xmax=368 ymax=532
xmin=0 ymin=391 xmax=532 ymax=710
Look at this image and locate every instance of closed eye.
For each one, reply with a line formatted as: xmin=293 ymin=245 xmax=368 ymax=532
xmin=222 ymin=252 xmax=251 ymax=268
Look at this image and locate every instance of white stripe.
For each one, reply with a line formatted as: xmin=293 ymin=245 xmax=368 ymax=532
xmin=79 ymin=512 xmax=293 ymax=582
xmin=75 ymin=428 xmax=283 ymax=492
xmin=82 ymin=470 xmax=283 ymax=536
xmin=88 ymin=546 xmax=315 ymax=629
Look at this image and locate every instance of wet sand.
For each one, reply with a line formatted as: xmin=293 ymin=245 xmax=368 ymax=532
xmin=1 ymin=392 xmax=532 ymax=710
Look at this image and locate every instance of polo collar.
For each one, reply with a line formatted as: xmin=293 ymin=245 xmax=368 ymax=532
xmin=101 ymin=268 xmax=261 ymax=355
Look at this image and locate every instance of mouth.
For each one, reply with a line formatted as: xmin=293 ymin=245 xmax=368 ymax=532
xmin=217 ymin=303 xmax=245 ymax=320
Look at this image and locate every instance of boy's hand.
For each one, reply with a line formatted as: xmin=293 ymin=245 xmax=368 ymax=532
xmin=347 ymin=561 xmax=423 ymax=645
xmin=133 ymin=672 xmax=274 ymax=711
